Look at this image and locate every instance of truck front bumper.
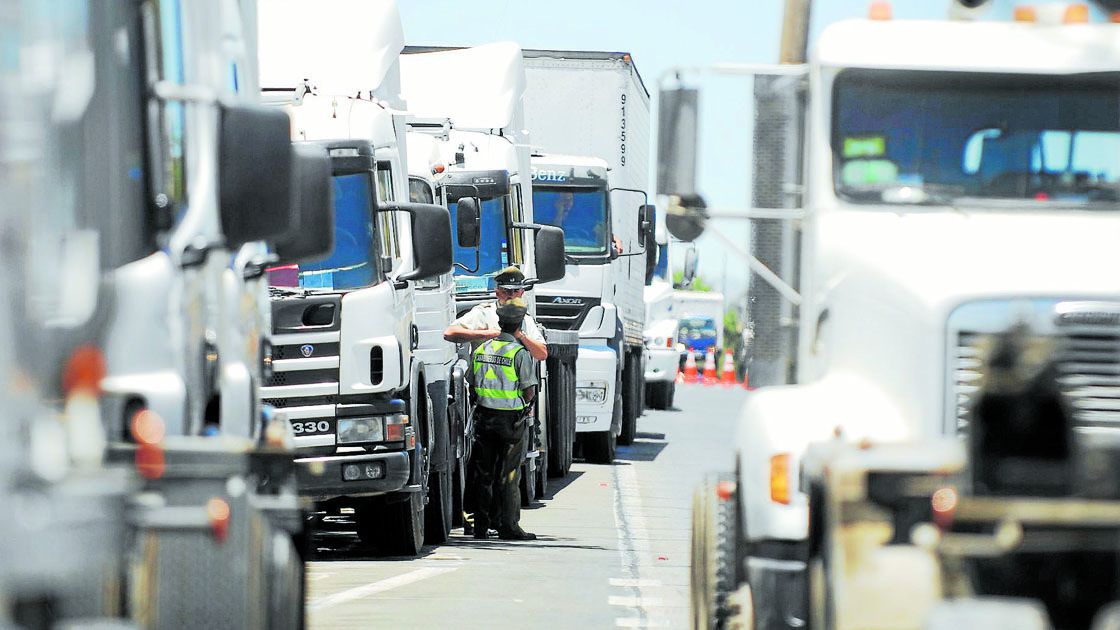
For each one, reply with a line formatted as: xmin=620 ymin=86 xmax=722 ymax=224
xmin=574 ymin=344 xmax=617 ymax=433
xmin=644 ymin=346 xmax=679 ymax=383
xmin=294 ymin=450 xmax=411 ymax=501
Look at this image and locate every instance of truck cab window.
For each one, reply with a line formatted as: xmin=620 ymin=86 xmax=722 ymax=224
xmin=292 ymin=173 xmax=379 ymax=290
xmin=533 ymin=186 xmax=610 ymax=255
xmin=409 ymin=177 xmax=434 ymax=204
xmin=375 ymin=160 xmax=400 ymax=258
xmin=508 ymin=184 xmax=524 ymax=265
xmin=834 ymin=70 xmax=1120 ymax=206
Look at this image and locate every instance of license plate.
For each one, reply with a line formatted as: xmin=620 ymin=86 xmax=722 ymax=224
xmin=576 ymin=416 xmax=597 ymax=425
xmin=576 ymin=387 xmax=607 ymax=404
xmin=290 ymin=419 xmax=334 ymax=436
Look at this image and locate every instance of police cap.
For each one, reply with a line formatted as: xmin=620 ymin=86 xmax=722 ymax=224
xmin=494 ymin=266 xmax=528 ymax=290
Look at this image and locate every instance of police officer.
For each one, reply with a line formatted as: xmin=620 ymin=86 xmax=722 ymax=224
xmin=443 ymin=266 xmax=548 ymax=361
xmin=469 ymin=298 xmax=538 ymax=541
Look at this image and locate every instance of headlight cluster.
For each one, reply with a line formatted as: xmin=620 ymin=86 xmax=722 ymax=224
xmin=337 ymin=417 xmax=385 ymax=444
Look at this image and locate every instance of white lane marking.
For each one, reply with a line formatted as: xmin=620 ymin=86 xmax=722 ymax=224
xmin=610 ymin=578 xmax=663 ymax=588
xmin=307 ymin=573 xmax=333 ymax=582
xmin=615 ymin=618 xmax=673 ymax=628
xmin=609 ymin=596 xmax=664 ymax=607
xmin=308 ymin=566 xmax=458 ymax=611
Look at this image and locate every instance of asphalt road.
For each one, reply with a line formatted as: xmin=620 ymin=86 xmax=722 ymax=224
xmin=304 ymin=383 xmax=745 ymax=629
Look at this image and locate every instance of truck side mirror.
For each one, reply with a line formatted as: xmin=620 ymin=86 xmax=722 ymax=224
xmin=656 ymin=87 xmax=700 ymax=199
xmin=641 ymin=204 xmax=657 ymax=283
xmin=681 ymin=247 xmax=699 ymax=287
xmin=383 ymin=203 xmax=453 ymax=282
xmin=219 ymin=103 xmax=294 ymax=248
xmin=273 ymin=143 xmax=334 ymax=265
xmin=666 ymin=193 xmax=708 ymax=242
xmin=533 ymin=225 xmax=566 ymax=284
xmin=456 ymin=196 xmax=481 ymax=248
xmin=638 ymin=204 xmax=656 ymax=249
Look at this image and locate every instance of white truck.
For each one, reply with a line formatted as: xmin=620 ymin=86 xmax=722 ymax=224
xmin=659 ymin=2 xmax=1120 ymax=628
xmin=257 ymin=0 xmax=457 ymax=556
xmin=400 ymin=43 xmax=570 ymax=497
xmin=8 ymin=0 xmax=322 ymax=627
xmin=673 ymin=290 xmax=726 ymax=361
xmin=522 ymin=50 xmax=656 ymax=460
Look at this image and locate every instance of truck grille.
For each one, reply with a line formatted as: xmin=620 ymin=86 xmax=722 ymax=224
xmin=261 ymin=334 xmax=340 ymax=416
xmin=951 ymin=303 xmax=1120 ymax=433
xmin=535 ymin=296 xmax=600 ymax=331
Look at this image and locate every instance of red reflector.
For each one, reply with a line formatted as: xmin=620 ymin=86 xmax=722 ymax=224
xmin=868 ymin=1 xmax=892 ymax=20
xmin=1034 ymin=192 xmax=1050 ymax=201
xmin=62 ymin=345 xmax=106 ymax=395
xmin=135 ymin=444 xmax=166 ymax=480
xmin=207 ymin=497 xmax=231 ymax=543
xmin=386 ymin=423 xmax=404 ymax=441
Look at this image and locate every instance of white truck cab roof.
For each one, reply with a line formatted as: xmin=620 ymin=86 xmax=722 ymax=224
xmin=815 ymin=19 xmax=1120 ymax=73
xmin=401 ymin=42 xmax=526 ymax=131
xmin=258 ymin=0 xmax=405 ymax=94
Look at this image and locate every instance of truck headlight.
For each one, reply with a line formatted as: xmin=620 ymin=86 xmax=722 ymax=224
xmin=337 ymin=417 xmax=384 ymax=444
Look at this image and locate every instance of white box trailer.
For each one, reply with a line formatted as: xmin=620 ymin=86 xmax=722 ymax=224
xmin=522 ymin=51 xmax=654 ymax=461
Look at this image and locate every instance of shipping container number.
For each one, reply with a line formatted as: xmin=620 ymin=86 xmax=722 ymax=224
xmin=291 ymin=420 xmax=331 ymax=434
xmin=619 ymin=93 xmax=627 ymax=166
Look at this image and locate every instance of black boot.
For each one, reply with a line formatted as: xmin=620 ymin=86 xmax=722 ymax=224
xmin=497 ymin=527 xmax=536 ymax=541
xmin=472 ymin=519 xmax=490 ymax=540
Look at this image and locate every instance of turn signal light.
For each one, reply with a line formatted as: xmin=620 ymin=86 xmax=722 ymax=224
xmin=130 ymin=409 xmax=166 ymax=445
xmin=1112 ymin=10 xmax=1120 ymax=23
xmin=931 ymin=486 xmax=959 ymax=530
xmin=770 ymin=453 xmax=791 ymax=505
xmin=868 ymin=1 xmax=892 ymax=20
xmin=207 ymin=497 xmax=231 ymax=543
xmin=1013 ymin=5 xmax=1037 ymax=22
xmin=1063 ymin=3 xmax=1089 ymax=23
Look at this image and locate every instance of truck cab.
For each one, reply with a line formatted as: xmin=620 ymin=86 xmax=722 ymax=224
xmin=663 ymin=7 xmax=1120 ymax=630
xmin=531 ymin=153 xmax=654 ymax=459
xmin=401 ymin=43 xmax=571 ymax=500
xmin=257 ymin=0 xmax=453 ymax=556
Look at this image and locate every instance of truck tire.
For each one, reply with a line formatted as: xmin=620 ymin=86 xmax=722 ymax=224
xmin=381 ymin=492 xmax=425 ymax=556
xmin=619 ymin=354 xmax=639 ymax=446
xmin=647 ymin=381 xmax=675 ymax=410
xmin=690 ymin=473 xmax=738 ymax=630
xmin=584 ymin=392 xmax=621 ymax=464
xmin=535 ymin=418 xmax=549 ymax=498
xmin=451 ymin=454 xmax=466 ymax=528
xmin=424 ymin=468 xmax=452 ymax=545
xmin=547 ymin=359 xmax=575 ymax=477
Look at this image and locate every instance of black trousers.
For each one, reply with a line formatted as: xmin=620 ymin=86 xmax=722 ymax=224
xmin=468 ymin=407 xmax=528 ymax=532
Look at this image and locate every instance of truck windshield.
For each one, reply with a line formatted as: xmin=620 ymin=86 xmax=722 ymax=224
xmin=448 ymin=195 xmax=510 ymax=292
xmin=679 ymin=317 xmax=718 ymax=350
xmin=287 ymin=173 xmax=378 ymax=290
xmin=533 ymin=187 xmax=609 ymax=255
xmin=833 ymin=70 xmax=1120 ymax=207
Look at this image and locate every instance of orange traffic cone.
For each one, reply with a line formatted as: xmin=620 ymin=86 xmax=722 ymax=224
xmin=742 ymin=367 xmax=753 ymax=391
xmin=720 ymin=350 xmax=737 ymax=386
xmin=702 ymin=348 xmax=718 ymax=385
xmin=682 ymin=349 xmax=699 ymax=383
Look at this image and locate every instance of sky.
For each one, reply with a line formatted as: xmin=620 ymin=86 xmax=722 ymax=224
xmin=395 ymin=0 xmax=1111 ymax=303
